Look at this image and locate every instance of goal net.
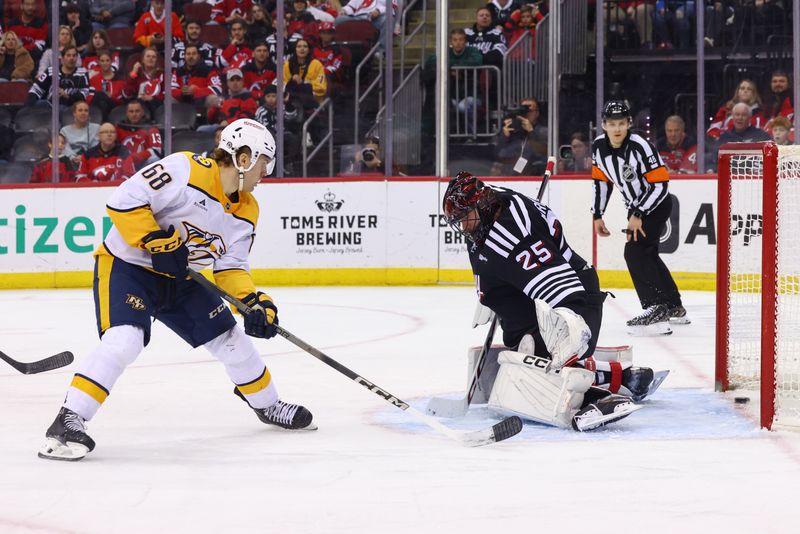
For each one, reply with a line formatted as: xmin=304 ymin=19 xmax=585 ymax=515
xmin=716 ymin=142 xmax=800 ymax=430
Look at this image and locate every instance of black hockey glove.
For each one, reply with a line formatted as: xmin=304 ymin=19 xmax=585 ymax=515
xmin=142 ymin=225 xmax=189 ymax=278
xmin=243 ymin=292 xmax=279 ymax=339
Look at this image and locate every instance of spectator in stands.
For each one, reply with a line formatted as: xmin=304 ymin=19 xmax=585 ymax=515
xmin=763 ymin=69 xmax=794 ymax=122
xmin=30 ymin=132 xmax=78 ymax=183
xmin=38 ymin=26 xmax=82 ymax=77
xmin=88 ymin=49 xmax=129 ymax=118
xmin=205 ymin=67 xmax=259 ymax=129
xmin=7 ymin=0 xmax=48 ymax=61
xmin=27 ymin=45 xmax=91 ymax=109
xmin=116 ymin=98 xmax=162 ymax=169
xmin=654 ymin=0 xmax=695 ymax=49
xmin=343 ymin=135 xmax=384 ymax=174
xmin=309 ymin=0 xmax=338 ymax=23
xmin=334 ymin=0 xmax=388 ymax=50
xmin=255 ymin=83 xmax=302 ymax=165
xmin=313 ymin=22 xmax=343 ymax=88
xmin=283 ymin=38 xmax=327 ymax=106
xmin=486 ymin=0 xmax=521 ymax=32
xmin=63 ymin=3 xmax=92 ymax=53
xmin=133 ymin=0 xmax=184 ymax=50
xmin=126 ymin=46 xmax=165 ymax=112
xmin=465 ymin=7 xmax=506 ymax=67
xmin=492 ymin=97 xmax=547 ymax=175
xmin=718 ymin=102 xmax=772 ymax=144
xmin=424 ymin=29 xmax=482 ymax=134
xmin=75 ymin=122 xmax=135 ymax=181
xmin=210 ymin=0 xmax=254 ymax=26
xmin=247 ymin=3 xmax=274 ymax=44
xmin=218 ymin=17 xmax=253 ymax=69
xmin=0 ymin=29 xmax=34 ymax=82
xmin=267 ymin=24 xmax=303 ymax=62
xmin=83 ymin=29 xmax=121 ymax=75
xmin=89 ymin=0 xmax=136 ymax=31
xmin=558 ymin=132 xmax=591 ymax=172
xmin=707 ymin=79 xmax=766 ymax=139
xmin=242 ymin=41 xmax=277 ymax=98
xmin=60 ymin=100 xmax=101 ymax=163
xmin=171 ymin=43 xmax=223 ymax=106
xmin=289 ymin=0 xmax=321 ymax=44
xmin=657 ymin=115 xmax=697 ymax=173
xmin=173 ymin=19 xmax=216 ymax=69
xmin=770 ymin=116 xmax=792 ymax=146
xmin=508 ymin=5 xmax=542 ymax=55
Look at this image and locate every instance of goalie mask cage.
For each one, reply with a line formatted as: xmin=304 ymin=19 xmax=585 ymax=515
xmin=716 ymin=142 xmax=800 ymax=430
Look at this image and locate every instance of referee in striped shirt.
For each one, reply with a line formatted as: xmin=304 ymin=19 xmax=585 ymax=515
xmin=591 ymin=101 xmax=687 ymax=333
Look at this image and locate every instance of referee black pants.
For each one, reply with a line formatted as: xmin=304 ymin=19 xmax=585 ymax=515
xmin=624 ymin=195 xmax=682 ymax=309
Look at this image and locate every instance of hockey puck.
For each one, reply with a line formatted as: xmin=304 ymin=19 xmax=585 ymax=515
xmin=734 ymin=397 xmax=750 ymax=404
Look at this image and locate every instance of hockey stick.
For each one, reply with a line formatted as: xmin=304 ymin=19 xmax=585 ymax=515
xmin=185 ymin=270 xmax=522 ymax=447
xmin=426 ymin=156 xmax=558 ymax=418
xmin=0 ymin=350 xmax=74 ymax=375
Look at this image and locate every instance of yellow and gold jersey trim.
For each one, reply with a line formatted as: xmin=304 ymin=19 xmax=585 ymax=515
xmin=71 ymin=373 xmax=110 ymax=404
xmin=235 ymin=367 xmax=272 ymax=396
xmin=183 ymin=152 xmax=259 ymax=228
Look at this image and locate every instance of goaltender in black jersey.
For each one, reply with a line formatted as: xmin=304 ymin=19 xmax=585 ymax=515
xmin=442 ymin=173 xmax=657 ymax=431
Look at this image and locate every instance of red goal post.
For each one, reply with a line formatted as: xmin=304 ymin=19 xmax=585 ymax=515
xmin=716 ymin=142 xmax=800 ymax=430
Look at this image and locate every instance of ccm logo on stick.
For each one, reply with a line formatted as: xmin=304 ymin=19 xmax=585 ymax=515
xmin=355 ymin=377 xmax=410 ymax=409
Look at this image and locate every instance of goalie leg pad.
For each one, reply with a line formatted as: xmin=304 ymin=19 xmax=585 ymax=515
xmin=488 ymin=350 xmax=595 ymax=428
xmin=533 ymin=299 xmax=591 ymax=370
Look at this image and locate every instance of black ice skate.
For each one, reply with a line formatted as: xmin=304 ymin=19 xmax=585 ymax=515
xmin=622 ymin=367 xmax=654 ymax=401
xmin=235 ymin=388 xmax=317 ymax=430
xmin=571 ymin=393 xmax=642 ymax=431
xmin=626 ymin=305 xmax=672 ymax=336
xmin=667 ymin=304 xmax=691 ymax=325
xmin=38 ymin=407 xmax=96 ymax=461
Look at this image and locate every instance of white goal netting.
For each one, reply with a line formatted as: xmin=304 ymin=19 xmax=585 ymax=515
xmin=721 ymin=144 xmax=800 ymax=429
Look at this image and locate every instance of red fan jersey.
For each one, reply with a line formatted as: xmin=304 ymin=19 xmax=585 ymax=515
xmin=30 ymin=157 xmax=77 ymax=183
xmin=209 ymin=0 xmax=253 ymax=25
xmin=313 ymin=43 xmax=343 ymax=81
xmin=241 ymin=60 xmax=277 ymax=98
xmin=76 ymin=144 xmax=136 ymax=182
xmin=171 ymin=64 xmax=223 ymax=103
xmin=82 ymin=52 xmax=121 ymax=75
xmin=7 ymin=16 xmax=47 ymax=54
xmin=218 ymin=42 xmax=253 ymax=70
xmin=207 ymin=91 xmax=258 ymax=125
xmin=89 ymin=72 xmax=130 ymax=106
xmin=116 ymin=125 xmax=162 ymax=168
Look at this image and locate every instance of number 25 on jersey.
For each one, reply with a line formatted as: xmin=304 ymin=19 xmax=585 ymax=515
xmin=515 ymin=240 xmax=552 ymax=271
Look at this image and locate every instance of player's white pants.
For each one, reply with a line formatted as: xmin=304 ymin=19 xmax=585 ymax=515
xmin=204 ymin=326 xmax=278 ymax=409
xmin=64 ymin=325 xmax=277 ymax=421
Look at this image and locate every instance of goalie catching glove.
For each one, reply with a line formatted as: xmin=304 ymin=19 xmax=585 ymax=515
xmin=243 ymin=292 xmax=279 ymax=339
xmin=142 ymin=225 xmax=189 ymax=277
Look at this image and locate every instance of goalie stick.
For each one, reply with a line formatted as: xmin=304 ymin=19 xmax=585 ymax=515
xmin=426 ymin=156 xmax=557 ymax=418
xmin=0 ymin=350 xmax=74 ymax=375
xmin=185 ymin=270 xmax=523 ymax=447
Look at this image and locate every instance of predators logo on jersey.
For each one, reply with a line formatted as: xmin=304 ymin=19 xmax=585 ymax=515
xmin=183 ymin=221 xmax=227 ymax=261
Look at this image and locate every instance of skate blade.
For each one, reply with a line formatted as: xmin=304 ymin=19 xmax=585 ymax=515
xmin=574 ymin=404 xmax=643 ymax=432
xmin=669 ymin=316 xmax=691 ymax=325
xmin=37 ymin=438 xmax=89 ymax=461
xmin=627 ymin=323 xmax=673 ymax=337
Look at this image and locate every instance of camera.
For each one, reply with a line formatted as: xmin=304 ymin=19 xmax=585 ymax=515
xmin=361 ymin=147 xmax=377 ymax=162
xmin=502 ymin=104 xmax=528 ymax=122
xmin=559 ymin=144 xmax=573 ymax=160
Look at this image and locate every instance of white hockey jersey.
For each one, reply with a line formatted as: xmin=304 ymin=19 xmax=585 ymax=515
xmin=99 ymin=151 xmax=259 ymax=300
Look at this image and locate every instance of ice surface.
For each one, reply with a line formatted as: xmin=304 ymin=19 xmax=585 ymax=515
xmin=1 ymin=287 xmax=799 ymax=534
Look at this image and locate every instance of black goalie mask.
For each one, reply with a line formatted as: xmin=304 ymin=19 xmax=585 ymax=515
xmin=442 ymin=171 xmax=499 ymax=245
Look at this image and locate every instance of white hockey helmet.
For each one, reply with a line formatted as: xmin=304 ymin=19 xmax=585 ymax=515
xmin=218 ymin=118 xmax=276 ymax=177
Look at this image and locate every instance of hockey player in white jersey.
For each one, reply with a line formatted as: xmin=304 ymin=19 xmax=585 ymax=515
xmin=441 ymin=172 xmax=658 ymax=431
xmin=39 ymin=119 xmax=316 ymax=462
